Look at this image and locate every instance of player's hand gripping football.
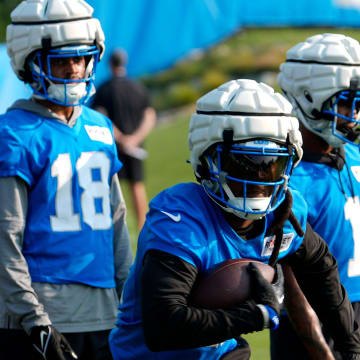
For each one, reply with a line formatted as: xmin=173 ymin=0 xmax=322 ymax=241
xmin=247 ymin=262 xmax=280 ymax=329
xmin=30 ymin=325 xmax=78 ymax=360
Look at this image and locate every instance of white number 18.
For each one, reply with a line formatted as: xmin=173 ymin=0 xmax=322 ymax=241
xmin=50 ymin=151 xmax=111 ymax=232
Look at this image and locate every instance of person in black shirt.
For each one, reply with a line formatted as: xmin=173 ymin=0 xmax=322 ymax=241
xmin=92 ymin=49 xmax=156 ymax=230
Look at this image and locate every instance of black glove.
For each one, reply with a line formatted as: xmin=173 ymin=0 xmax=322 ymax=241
xmin=272 ymin=263 xmax=284 ymax=305
xmin=247 ymin=262 xmax=280 ymax=315
xmin=30 ymin=325 xmax=78 ymax=360
xmin=342 ymin=352 xmax=360 ymax=360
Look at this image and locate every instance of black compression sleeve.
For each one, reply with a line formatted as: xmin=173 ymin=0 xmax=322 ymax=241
xmin=141 ymin=250 xmax=264 ymax=352
xmin=283 ymin=222 xmax=360 ymax=353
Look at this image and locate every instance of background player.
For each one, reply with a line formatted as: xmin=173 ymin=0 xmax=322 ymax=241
xmin=0 ymin=0 xmax=132 ymax=359
xmin=92 ymin=48 xmax=156 ymax=230
xmin=108 ymin=79 xmax=360 ymax=359
xmin=270 ymin=33 xmax=360 ymax=360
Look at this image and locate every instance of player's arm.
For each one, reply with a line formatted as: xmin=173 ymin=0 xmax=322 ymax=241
xmin=284 ymin=222 xmax=360 ymax=355
xmin=0 ymin=176 xmax=52 ymax=332
xmin=122 ymin=84 xmax=156 ymax=149
xmin=141 ymin=249 xmax=272 ymax=351
xmin=110 ymin=174 xmax=133 ymax=298
xmin=114 ymin=106 xmax=156 ymax=152
xmin=125 ymin=106 xmax=156 ymax=147
xmin=0 ymin=176 xmax=77 ymax=359
xmin=282 ymin=264 xmax=335 ymax=360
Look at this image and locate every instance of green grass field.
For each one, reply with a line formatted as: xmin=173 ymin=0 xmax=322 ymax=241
xmin=121 ymin=109 xmax=270 ymax=359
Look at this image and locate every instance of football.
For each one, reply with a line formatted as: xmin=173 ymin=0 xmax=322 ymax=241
xmin=189 ymin=259 xmax=275 ymax=309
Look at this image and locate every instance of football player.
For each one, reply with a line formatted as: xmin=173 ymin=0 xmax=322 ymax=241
xmin=108 ymin=79 xmax=360 ymax=359
xmin=270 ymin=33 xmax=360 ymax=360
xmin=0 ymin=0 xmax=132 ymax=359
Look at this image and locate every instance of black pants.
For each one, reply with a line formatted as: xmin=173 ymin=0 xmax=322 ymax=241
xmin=0 ymin=328 xmax=113 ymax=360
xmin=270 ymin=302 xmax=360 ymax=360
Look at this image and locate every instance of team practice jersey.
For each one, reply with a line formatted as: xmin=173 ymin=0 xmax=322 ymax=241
xmin=289 ymin=145 xmax=360 ymax=303
xmin=109 ymin=182 xmax=307 ymax=359
xmin=0 ymin=106 xmax=121 ymax=288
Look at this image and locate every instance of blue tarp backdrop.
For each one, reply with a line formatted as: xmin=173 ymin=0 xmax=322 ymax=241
xmin=1 ymin=0 xmax=360 ymax=113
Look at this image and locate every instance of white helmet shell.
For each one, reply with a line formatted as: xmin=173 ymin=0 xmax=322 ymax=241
xmin=6 ymin=0 xmax=105 ymax=82
xmin=188 ymin=79 xmax=303 ymax=178
xmin=278 ymin=33 xmax=360 ymax=147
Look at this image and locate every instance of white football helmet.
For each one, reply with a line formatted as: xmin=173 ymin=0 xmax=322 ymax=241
xmin=188 ymin=79 xmax=303 ymax=220
xmin=6 ymin=0 xmax=105 ymax=106
xmin=278 ymin=33 xmax=360 ymax=147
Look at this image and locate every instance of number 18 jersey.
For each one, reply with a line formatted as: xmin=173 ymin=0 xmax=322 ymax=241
xmin=0 ymin=106 xmax=122 ymax=288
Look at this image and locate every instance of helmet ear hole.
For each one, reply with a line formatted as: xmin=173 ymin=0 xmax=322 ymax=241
xmin=20 ymin=69 xmax=33 ymax=84
xmin=196 ymin=163 xmax=210 ymax=181
xmin=304 ymin=90 xmax=313 ymax=103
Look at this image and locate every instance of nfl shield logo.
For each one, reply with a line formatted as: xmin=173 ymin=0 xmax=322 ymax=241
xmin=261 ymin=233 xmax=294 ymax=257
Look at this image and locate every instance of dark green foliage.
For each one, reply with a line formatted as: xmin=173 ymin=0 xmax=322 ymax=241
xmin=0 ymin=0 xmax=22 ymax=42
xmin=140 ymin=27 xmax=360 ymax=111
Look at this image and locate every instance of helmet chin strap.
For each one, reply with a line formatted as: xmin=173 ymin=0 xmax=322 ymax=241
xmin=203 ymin=159 xmax=273 ymax=220
xmin=30 ymin=53 xmax=96 ymax=106
xmin=47 ymin=81 xmax=90 ymax=104
xmin=47 ymin=53 xmax=96 ymax=104
xmin=221 ymin=182 xmax=272 ymax=219
xmin=32 ymin=81 xmax=92 ymax=105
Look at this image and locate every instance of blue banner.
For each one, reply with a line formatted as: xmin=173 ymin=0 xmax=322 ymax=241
xmin=1 ymin=0 xmax=360 ymax=113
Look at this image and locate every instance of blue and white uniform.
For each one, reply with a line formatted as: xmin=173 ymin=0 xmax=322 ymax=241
xmin=0 ymin=105 xmax=121 ymax=287
xmin=0 ymin=99 xmax=133 ymax=335
xmin=269 ymin=146 xmax=360 ymax=360
xmin=289 ymin=145 xmax=360 ymax=303
xmin=109 ymin=182 xmax=307 ymax=360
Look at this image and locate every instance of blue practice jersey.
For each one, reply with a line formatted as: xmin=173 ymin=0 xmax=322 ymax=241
xmin=289 ymin=145 xmax=360 ymax=302
xmin=109 ymin=182 xmax=307 ymax=360
xmin=0 ymin=106 xmax=122 ymax=288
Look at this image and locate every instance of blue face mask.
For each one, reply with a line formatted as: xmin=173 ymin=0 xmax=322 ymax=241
xmin=29 ymin=45 xmax=100 ymax=106
xmin=322 ymin=88 xmax=360 ymax=146
xmin=202 ymin=140 xmax=295 ymax=219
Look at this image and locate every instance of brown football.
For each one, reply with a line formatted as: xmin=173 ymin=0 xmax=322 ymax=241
xmin=189 ymin=259 xmax=275 ymax=309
